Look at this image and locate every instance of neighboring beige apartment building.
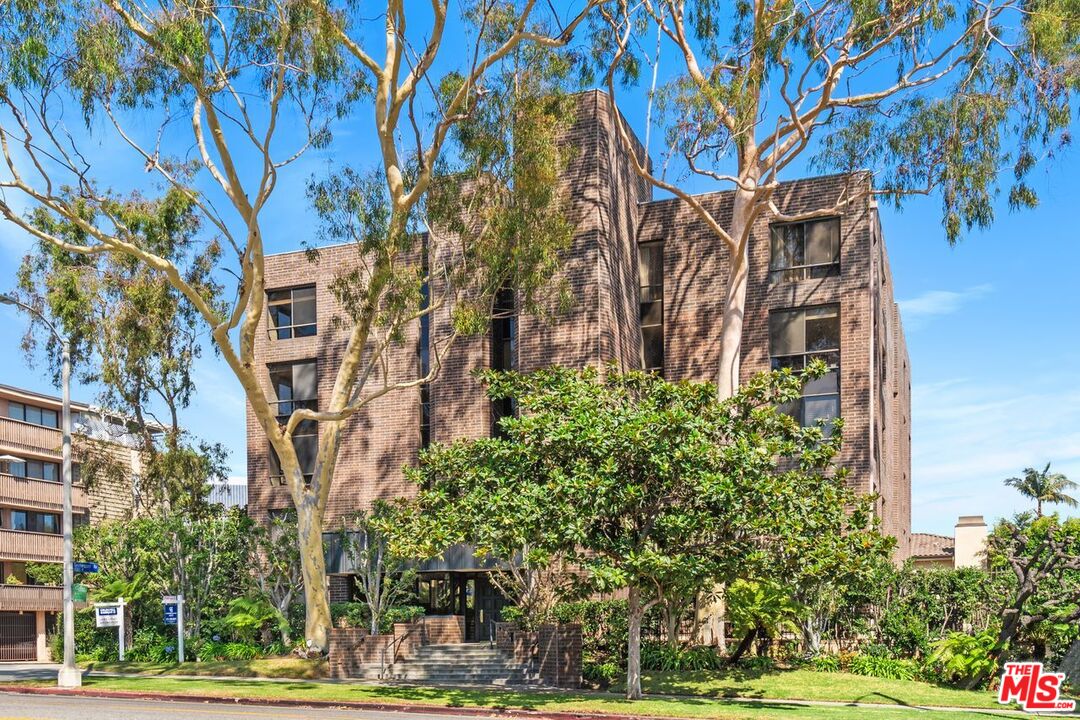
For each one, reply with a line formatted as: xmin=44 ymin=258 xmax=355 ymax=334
xmin=0 ymin=384 xmax=140 ymax=661
xmin=911 ymin=515 xmax=989 ymax=569
xmin=247 ymin=91 xmax=913 ymax=641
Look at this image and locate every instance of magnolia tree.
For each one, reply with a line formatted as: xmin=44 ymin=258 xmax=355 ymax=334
xmin=593 ymin=0 xmax=1079 ymax=399
xmin=387 ymin=364 xmax=874 ymax=699
xmin=0 ymin=0 xmax=594 ymax=650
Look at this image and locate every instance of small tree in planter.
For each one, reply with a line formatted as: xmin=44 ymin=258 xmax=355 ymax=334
xmin=341 ymin=510 xmax=417 ymax=637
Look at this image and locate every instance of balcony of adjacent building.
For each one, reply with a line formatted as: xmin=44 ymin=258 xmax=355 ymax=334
xmin=0 ymin=583 xmax=65 ymax=612
xmin=0 ymin=415 xmax=63 ymax=457
xmin=0 ymin=472 xmax=88 ymax=515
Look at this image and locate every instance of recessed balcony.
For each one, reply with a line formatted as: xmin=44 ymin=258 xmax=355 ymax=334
xmin=0 ymin=473 xmax=88 ymax=514
xmin=0 ymin=529 xmax=62 ymax=563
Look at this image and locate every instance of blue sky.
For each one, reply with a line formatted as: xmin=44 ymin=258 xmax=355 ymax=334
xmin=0 ymin=5 xmax=1077 ymax=536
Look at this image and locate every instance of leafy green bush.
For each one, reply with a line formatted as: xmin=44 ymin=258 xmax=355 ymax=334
xmin=927 ymin=631 xmax=998 ymax=687
xmin=641 ymin=641 xmax=723 ymax=672
xmin=128 ymin=627 xmax=176 ymax=663
xmin=848 ymin=653 xmax=918 ymax=681
xmin=330 ymin=602 xmax=370 ymax=629
xmin=811 ymin=654 xmax=842 ymax=672
xmin=382 ymin=605 xmax=426 ymax=632
xmin=583 ymin=660 xmax=622 ymax=688
xmin=553 ymin=600 xmax=639 ymax=670
xmin=500 ymin=606 xmax=525 ymax=624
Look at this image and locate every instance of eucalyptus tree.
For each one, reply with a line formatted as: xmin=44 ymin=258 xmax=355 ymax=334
xmin=595 ymin=0 xmax=1079 ymax=400
xmin=0 ymin=0 xmax=593 ymax=650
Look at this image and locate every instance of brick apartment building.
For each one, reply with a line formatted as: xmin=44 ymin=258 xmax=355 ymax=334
xmin=0 ymin=384 xmax=141 ymax=661
xmin=248 ymin=91 xmax=911 ymax=640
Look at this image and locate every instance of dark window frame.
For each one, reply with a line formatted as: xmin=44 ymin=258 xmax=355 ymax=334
xmin=769 ymin=217 xmax=841 ymax=283
xmin=9 ymin=459 xmax=60 ymax=483
xmin=267 ymin=285 xmax=317 ymax=340
xmin=769 ymin=304 xmax=841 ymax=430
xmin=8 ymin=509 xmax=60 ymax=534
xmin=639 ymin=240 xmax=664 ymax=376
xmin=490 ymin=288 xmax=517 ymax=437
xmin=7 ymin=401 xmax=59 ymax=429
xmin=267 ymin=360 xmax=318 ymax=485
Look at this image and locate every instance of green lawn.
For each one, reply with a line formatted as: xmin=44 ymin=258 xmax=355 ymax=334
xmin=83 ymin=657 xmax=329 ymax=680
xmin=81 ymin=659 xmax=1004 ymax=710
xmin=5 ymin=675 xmax=1028 ymax=720
xmin=641 ymin=667 xmax=1004 ymax=709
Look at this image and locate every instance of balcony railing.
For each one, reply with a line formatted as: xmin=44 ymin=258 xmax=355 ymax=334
xmin=0 ymin=473 xmax=88 ymax=513
xmin=0 ymin=583 xmax=64 ymax=612
xmin=0 ymin=416 xmax=62 ymax=457
xmin=0 ymin=529 xmax=62 ymax=563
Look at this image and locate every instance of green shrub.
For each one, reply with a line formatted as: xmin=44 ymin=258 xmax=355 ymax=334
xmin=382 ymin=605 xmax=426 ymax=632
xmin=500 ymin=606 xmax=525 ymax=624
xmin=330 ymin=602 xmax=370 ymax=630
xmin=848 ymin=653 xmax=918 ymax=681
xmin=128 ymin=627 xmax=175 ymax=663
xmin=811 ymin=654 xmax=842 ymax=673
xmin=927 ymin=631 xmax=998 ymax=688
xmin=553 ymin=599 xmax=645 ymax=670
xmin=641 ymin=641 xmax=723 ymax=672
xmin=583 ymin=660 xmax=622 ymax=688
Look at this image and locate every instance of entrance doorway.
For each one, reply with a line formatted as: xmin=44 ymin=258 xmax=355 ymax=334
xmin=416 ymin=572 xmax=507 ymax=642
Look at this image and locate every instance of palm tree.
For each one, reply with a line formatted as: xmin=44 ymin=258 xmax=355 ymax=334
xmin=1004 ymin=463 xmax=1079 ymax=516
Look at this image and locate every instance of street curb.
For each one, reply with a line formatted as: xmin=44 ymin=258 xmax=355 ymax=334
xmin=0 ymin=685 xmax=683 ymax=720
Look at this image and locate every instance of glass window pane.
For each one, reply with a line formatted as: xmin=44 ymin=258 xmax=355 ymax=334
xmin=42 ymin=463 xmax=57 ymax=482
xmin=640 ymin=300 xmax=663 ymax=326
xmin=803 ymin=394 xmax=840 ymax=427
xmin=295 ymin=435 xmax=318 ymax=474
xmin=805 ymin=307 xmax=839 ymax=352
xmin=8 ymin=402 xmax=24 ymax=421
xmin=42 ymin=514 xmax=58 ymax=534
xmin=806 ymin=219 xmax=839 ymax=266
xmin=293 ymin=361 xmax=318 ymax=400
xmin=643 ymin=325 xmax=664 ymax=371
xmin=268 ymin=447 xmax=282 ymax=477
xmin=26 ymin=406 xmax=42 ymax=425
xmin=11 ymin=511 xmax=27 ymax=531
xmin=270 ymin=366 xmax=293 ymax=403
xmin=804 ymin=369 xmax=839 ymax=396
xmin=41 ymin=409 xmax=58 ymax=428
xmin=10 ymin=462 xmax=26 ymax=478
xmin=770 ymin=225 xmax=804 ymax=270
xmin=770 ymin=310 xmax=804 ymax=356
xmin=293 ymin=287 xmax=316 ymax=326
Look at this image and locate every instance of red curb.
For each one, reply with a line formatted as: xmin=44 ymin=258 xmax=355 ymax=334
xmin=0 ymin=685 xmax=684 ymax=720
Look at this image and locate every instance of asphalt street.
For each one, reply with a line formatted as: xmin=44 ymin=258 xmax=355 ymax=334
xmin=0 ymin=692 xmax=489 ymax=720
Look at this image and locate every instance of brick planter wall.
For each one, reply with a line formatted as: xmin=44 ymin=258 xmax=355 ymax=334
xmin=329 ymin=627 xmax=395 ymax=678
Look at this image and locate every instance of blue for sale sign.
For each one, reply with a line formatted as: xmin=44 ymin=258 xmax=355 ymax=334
xmin=163 ymin=603 xmax=178 ymax=625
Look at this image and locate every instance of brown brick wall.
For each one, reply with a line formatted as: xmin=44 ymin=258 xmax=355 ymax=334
xmin=247 ymin=92 xmax=911 ymax=549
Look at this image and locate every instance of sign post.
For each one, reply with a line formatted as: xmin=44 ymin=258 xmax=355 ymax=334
xmin=163 ymin=594 xmax=185 ymax=662
xmin=93 ymin=597 xmax=125 ymax=661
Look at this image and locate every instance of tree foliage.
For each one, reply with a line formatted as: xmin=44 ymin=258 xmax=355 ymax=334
xmin=387 ymin=363 xmax=875 ymax=699
xmin=0 ymin=0 xmax=596 ymax=650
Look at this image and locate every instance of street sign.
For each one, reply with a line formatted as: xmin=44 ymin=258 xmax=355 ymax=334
xmin=163 ymin=602 xmax=178 ymax=625
xmin=72 ymin=583 xmax=87 ymax=602
xmin=95 ymin=605 xmax=120 ymax=628
xmin=162 ymin=594 xmax=185 ymax=661
xmin=73 ymin=561 xmax=99 ymax=573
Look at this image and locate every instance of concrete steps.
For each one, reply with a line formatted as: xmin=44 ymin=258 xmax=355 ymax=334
xmin=355 ymin=643 xmax=543 ymax=686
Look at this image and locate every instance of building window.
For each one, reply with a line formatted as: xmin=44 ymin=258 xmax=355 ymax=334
xmin=770 ymin=305 xmax=840 ymax=428
xmin=268 ymin=361 xmax=318 ymax=485
xmin=267 ymin=285 xmax=316 ymax=339
xmin=8 ymin=401 xmax=59 ymax=429
xmin=9 ymin=459 xmax=59 ymax=482
xmin=9 ymin=510 xmax=60 ymax=534
xmin=639 ymin=241 xmax=664 ymax=375
xmin=770 ymin=218 xmax=840 ymax=283
xmin=490 ymin=288 xmax=517 ymax=437
xmin=418 ymin=274 xmax=431 ymax=450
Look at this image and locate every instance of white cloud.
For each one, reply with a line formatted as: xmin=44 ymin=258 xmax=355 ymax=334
xmin=911 ymin=374 xmax=1080 ymax=534
xmin=898 ymin=284 xmax=992 ymax=328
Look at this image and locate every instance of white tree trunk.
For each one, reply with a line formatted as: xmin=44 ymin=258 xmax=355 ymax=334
xmin=626 ymin=585 xmax=644 ymax=700
xmin=295 ymin=494 xmax=331 ymax=651
xmin=715 ymin=185 xmax=756 ymax=401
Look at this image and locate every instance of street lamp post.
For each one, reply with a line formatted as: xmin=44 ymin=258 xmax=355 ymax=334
xmin=0 ymin=294 xmax=81 ymax=688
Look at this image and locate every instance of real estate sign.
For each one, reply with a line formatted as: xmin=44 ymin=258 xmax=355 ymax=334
xmin=94 ymin=605 xmax=120 ymax=628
